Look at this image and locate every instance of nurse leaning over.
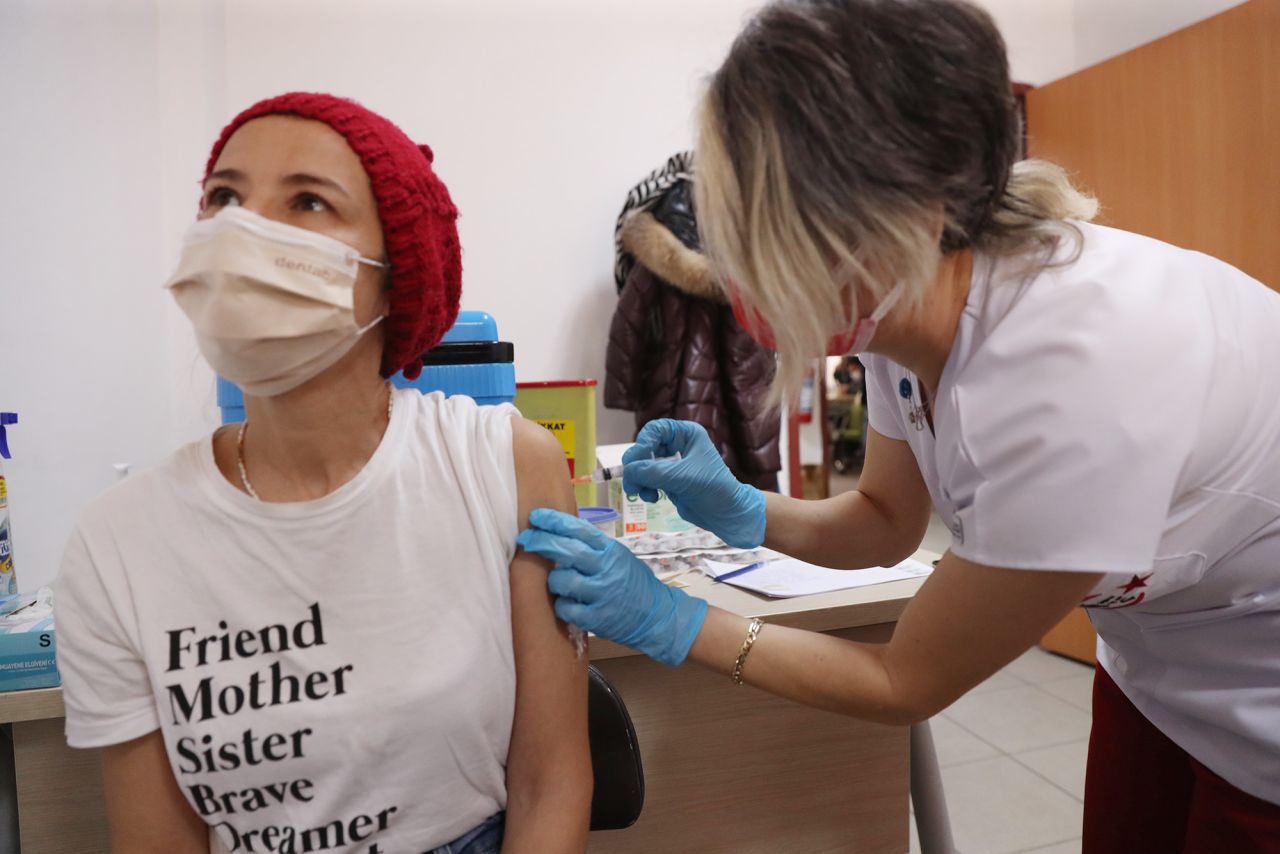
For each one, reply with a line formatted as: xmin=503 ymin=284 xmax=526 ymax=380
xmin=518 ymin=1 xmax=1280 ymax=849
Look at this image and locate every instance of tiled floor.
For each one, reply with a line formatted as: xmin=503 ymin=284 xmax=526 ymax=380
xmin=828 ymin=467 xmax=1094 ymax=852
xmin=911 ymin=647 xmax=1093 ymax=853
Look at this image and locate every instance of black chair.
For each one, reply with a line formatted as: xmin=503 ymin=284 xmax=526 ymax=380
xmin=587 ymin=665 xmax=645 ymax=831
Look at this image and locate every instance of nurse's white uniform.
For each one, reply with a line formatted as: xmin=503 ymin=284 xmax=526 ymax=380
xmin=864 ymin=221 xmax=1280 ymax=804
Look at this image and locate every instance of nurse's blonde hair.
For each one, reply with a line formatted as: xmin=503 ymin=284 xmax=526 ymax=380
xmin=695 ymin=0 xmax=1097 ymax=407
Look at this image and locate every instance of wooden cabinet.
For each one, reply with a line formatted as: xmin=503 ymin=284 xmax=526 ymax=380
xmin=1040 ymin=609 xmax=1097 ymax=666
xmin=1025 ymin=0 xmax=1279 ymax=290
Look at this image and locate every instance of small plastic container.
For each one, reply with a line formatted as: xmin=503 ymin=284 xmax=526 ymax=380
xmin=578 ymin=506 xmax=621 ymax=538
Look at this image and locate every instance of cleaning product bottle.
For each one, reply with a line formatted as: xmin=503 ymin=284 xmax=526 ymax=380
xmin=0 ymin=413 xmax=18 ymax=595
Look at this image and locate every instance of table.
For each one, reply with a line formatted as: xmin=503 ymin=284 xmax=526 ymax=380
xmin=0 ymin=551 xmax=935 ymax=854
xmin=0 ymin=687 xmax=105 ymax=854
xmin=586 ymin=553 xmax=935 ymax=853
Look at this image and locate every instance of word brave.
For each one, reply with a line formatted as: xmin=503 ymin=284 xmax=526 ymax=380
xmin=190 ymin=777 xmax=315 ymax=817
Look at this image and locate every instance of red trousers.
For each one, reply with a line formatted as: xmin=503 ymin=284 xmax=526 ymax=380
xmin=1083 ymin=664 xmax=1280 ymax=853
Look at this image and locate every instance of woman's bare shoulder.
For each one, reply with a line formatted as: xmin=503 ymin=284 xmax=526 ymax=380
xmin=510 ymin=417 xmax=576 ymax=522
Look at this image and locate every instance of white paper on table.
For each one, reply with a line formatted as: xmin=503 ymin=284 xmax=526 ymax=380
xmin=700 ymin=556 xmax=933 ymax=598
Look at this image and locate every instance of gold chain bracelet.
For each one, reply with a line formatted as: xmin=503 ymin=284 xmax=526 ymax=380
xmin=732 ymin=618 xmax=764 ymax=685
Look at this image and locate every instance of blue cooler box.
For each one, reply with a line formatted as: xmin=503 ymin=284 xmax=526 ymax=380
xmin=217 ymin=310 xmax=516 ymax=423
xmin=390 ymin=310 xmax=516 ymax=405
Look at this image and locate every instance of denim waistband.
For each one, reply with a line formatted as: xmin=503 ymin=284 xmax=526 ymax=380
xmin=425 ymin=811 xmax=505 ymax=854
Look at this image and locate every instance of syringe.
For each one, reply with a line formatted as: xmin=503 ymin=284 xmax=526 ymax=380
xmin=571 ymin=453 xmax=682 ymax=485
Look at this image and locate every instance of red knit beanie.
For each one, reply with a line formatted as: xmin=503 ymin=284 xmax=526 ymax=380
xmin=203 ymin=92 xmax=461 ymax=380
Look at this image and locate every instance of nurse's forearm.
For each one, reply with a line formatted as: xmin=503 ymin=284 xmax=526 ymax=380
xmin=762 ymin=491 xmax=921 ymax=569
xmin=687 ymin=606 xmax=911 ymax=723
xmin=686 ymin=556 xmax=1104 ymax=726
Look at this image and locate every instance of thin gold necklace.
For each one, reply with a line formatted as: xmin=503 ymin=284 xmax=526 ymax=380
xmin=236 ymin=384 xmax=395 ymax=500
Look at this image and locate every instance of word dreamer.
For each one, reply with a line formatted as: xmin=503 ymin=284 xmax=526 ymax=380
xmin=211 ymin=805 xmax=398 ymax=853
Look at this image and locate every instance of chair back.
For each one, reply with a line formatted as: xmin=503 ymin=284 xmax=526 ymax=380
xmin=587 ymin=665 xmax=645 ymax=831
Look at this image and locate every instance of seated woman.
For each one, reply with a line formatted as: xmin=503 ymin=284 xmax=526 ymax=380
xmin=54 ymin=92 xmax=591 ymax=854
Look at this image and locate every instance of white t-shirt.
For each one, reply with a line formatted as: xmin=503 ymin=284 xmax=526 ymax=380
xmin=55 ymin=390 xmax=521 ymax=853
xmin=865 ymin=222 xmax=1280 ymax=803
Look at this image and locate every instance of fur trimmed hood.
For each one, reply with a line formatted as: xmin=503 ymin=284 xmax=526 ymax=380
xmin=619 ymin=211 xmax=723 ymax=302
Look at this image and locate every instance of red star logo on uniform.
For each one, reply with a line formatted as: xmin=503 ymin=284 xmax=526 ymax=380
xmin=1118 ymin=573 xmax=1153 ymax=594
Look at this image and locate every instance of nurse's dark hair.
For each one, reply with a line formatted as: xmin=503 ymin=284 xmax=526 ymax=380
xmin=695 ymin=0 xmax=1097 ymax=405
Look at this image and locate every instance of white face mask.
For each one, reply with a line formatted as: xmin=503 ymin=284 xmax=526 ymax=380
xmin=165 ymin=207 xmax=388 ymax=397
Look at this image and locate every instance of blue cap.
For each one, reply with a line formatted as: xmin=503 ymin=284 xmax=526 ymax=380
xmin=0 ymin=413 xmax=16 ymax=460
xmin=578 ymin=506 xmax=621 ymax=525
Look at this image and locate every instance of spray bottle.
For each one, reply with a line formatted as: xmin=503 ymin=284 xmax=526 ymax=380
xmin=0 ymin=413 xmax=18 ymax=595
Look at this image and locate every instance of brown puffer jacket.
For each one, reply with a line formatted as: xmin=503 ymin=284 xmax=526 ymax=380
xmin=605 ymin=211 xmax=780 ymax=490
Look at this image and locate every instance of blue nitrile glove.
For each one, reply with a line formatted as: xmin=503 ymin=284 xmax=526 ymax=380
xmin=517 ymin=508 xmax=708 ymax=667
xmin=622 ymin=419 xmax=767 ymax=548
